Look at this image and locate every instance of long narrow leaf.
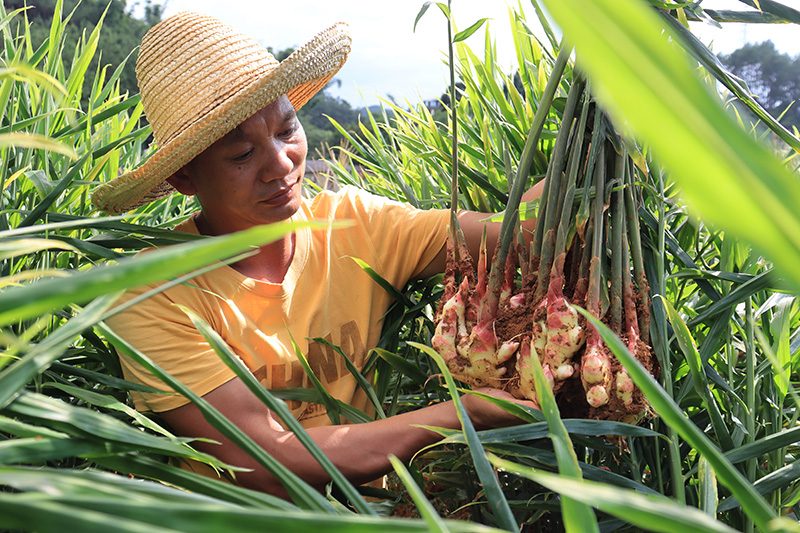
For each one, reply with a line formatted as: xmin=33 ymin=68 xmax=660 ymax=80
xmin=0 ymin=220 xmax=318 ymax=326
xmin=309 ymin=336 xmax=386 ymax=419
xmin=576 ymin=308 xmax=778 ymax=531
xmin=519 ymin=330 xmax=600 ymax=533
xmin=93 ymin=455 xmax=297 ymax=511
xmin=0 ymin=294 xmax=116 ymax=409
xmin=97 ymin=323 xmax=336 ymax=513
xmin=661 ymin=296 xmax=734 ymax=450
xmin=182 ymin=309 xmax=376 ymax=516
xmin=0 ymin=497 xmax=172 ymax=533
xmin=348 ymin=256 xmax=415 ymax=308
xmin=5 ymin=392 xmax=222 ymax=465
xmin=389 ymin=455 xmax=450 ymax=532
xmin=0 ymin=495 xmax=501 ymax=533
xmin=282 ymin=327 xmax=341 ymax=425
xmin=718 ymin=460 xmax=800 ymax=512
xmin=410 ymin=341 xmax=520 ymax=532
xmin=489 ymin=458 xmax=738 ymax=533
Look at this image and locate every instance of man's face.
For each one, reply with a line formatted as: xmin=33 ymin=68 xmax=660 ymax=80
xmin=169 ymin=95 xmax=308 ymax=235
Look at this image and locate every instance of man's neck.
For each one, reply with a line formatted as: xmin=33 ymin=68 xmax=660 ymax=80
xmin=193 ymin=212 xmax=296 ymax=283
xmin=230 ymin=234 xmax=296 ymax=283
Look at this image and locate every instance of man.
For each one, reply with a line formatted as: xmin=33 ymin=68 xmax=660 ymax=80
xmin=94 ymin=12 xmax=541 ymax=498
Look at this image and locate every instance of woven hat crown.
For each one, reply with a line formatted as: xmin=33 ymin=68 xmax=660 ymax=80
xmin=91 ymin=12 xmax=351 ymax=214
xmin=137 ymin=12 xmax=280 ymax=147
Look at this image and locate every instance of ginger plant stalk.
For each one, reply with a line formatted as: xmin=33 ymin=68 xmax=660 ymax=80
xmin=580 ymin=138 xmax=612 ymax=409
xmin=624 ymin=159 xmax=651 ymax=345
xmin=572 ymin=104 xmax=606 ymax=307
xmin=430 ymin=45 xmax=657 ymax=423
xmin=540 ymin=85 xmax=590 ymax=385
xmin=487 ymin=45 xmax=573 ymax=310
xmin=533 ymin=78 xmax=585 ymax=305
xmin=516 ymin=79 xmax=587 ymax=401
xmin=435 ymin=44 xmax=572 ymax=389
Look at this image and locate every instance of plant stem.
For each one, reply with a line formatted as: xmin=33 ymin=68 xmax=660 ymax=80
xmin=577 ymin=104 xmax=604 ymax=219
xmin=446 ymin=0 xmax=459 ymax=241
xmin=586 ymin=142 xmax=606 ymax=318
xmin=499 ymin=43 xmax=572 ymax=274
xmin=554 ymin=86 xmax=590 ymax=260
xmin=609 ymin=151 xmax=626 ymax=335
xmin=654 ymin=165 xmax=686 ymax=504
xmin=624 ymin=160 xmax=650 ymax=345
xmin=574 ymin=217 xmax=592 ymax=306
xmin=570 ymin=101 xmax=601 ymax=303
xmin=745 ymin=298 xmax=755 ymax=533
xmin=534 ymin=78 xmax=584 ymax=302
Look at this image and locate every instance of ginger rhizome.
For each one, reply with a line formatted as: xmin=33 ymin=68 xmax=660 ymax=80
xmin=432 ymin=76 xmax=657 ymax=422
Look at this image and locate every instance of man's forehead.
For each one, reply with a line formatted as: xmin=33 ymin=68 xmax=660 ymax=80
xmin=216 ymin=103 xmax=297 ymax=146
xmin=218 ymin=127 xmax=246 ymax=146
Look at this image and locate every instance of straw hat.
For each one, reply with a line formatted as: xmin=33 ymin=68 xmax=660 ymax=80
xmin=92 ymin=11 xmax=351 ymax=214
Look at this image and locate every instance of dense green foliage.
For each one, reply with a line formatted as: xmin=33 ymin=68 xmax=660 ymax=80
xmin=299 ymin=80 xmax=361 ymax=155
xmin=6 ymin=0 xmax=161 ymax=99
xmin=0 ymin=1 xmax=799 ymax=532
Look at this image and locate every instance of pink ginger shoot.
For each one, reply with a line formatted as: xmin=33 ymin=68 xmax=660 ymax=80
xmin=515 ymin=332 xmax=552 ymax=402
xmin=543 ymin=252 xmax=585 ymax=382
xmin=581 ymin=330 xmax=611 ymax=408
xmin=432 ymin=276 xmax=470 ymax=380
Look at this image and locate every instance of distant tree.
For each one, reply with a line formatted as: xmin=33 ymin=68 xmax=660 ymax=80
xmin=268 ymin=46 xmax=294 ymax=62
xmin=300 ymin=82 xmax=360 ymax=155
xmin=7 ymin=0 xmax=162 ymax=99
xmin=300 ymin=80 xmax=358 ymax=130
xmin=719 ymin=41 xmax=800 ymax=130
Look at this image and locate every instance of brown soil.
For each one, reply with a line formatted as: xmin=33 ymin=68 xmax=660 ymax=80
xmin=493 ymin=286 xmax=537 ymax=341
xmin=387 ymin=469 xmax=474 ymax=521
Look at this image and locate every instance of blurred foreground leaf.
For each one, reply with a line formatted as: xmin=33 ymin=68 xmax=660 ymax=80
xmin=541 ymin=0 xmax=800 ymax=293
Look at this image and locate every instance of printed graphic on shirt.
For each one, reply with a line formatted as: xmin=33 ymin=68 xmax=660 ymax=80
xmin=253 ymin=320 xmax=366 ymax=414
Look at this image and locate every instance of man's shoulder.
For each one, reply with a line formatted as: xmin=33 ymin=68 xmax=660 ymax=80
xmin=125 ymin=215 xmax=200 ymax=262
xmin=172 ymin=216 xmax=200 ymax=235
xmin=308 ymin=186 xmax=405 ymax=220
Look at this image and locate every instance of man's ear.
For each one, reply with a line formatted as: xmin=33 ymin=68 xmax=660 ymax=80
xmin=166 ymin=165 xmax=197 ymax=195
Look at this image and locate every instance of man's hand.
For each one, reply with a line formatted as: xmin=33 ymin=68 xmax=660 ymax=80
xmin=462 ymin=386 xmax=540 ymax=431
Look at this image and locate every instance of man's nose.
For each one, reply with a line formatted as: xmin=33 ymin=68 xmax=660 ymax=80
xmin=259 ymin=140 xmax=294 ymax=181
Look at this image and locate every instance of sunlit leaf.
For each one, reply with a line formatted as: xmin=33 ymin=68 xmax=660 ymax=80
xmin=453 ymin=18 xmax=489 ymax=43
xmin=0 ymin=132 xmax=76 ymax=158
xmin=541 ymin=0 xmax=800 ymax=294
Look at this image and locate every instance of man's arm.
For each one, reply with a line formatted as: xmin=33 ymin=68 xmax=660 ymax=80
xmin=416 ymin=180 xmax=546 ymax=280
xmin=160 ymin=376 xmax=533 ymax=498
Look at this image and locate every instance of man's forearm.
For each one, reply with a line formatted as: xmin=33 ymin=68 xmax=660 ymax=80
xmin=237 ymin=401 xmax=462 ymax=494
xmin=162 ymin=378 xmax=531 ymax=499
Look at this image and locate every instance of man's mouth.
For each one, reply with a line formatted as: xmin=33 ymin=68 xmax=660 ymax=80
xmin=261 ymin=178 xmax=299 ymax=206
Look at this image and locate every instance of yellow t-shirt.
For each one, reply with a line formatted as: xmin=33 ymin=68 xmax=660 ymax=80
xmin=108 ymin=187 xmax=448 ymax=428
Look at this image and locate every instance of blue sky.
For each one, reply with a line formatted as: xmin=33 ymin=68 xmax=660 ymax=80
xmin=154 ymin=0 xmax=800 ymax=108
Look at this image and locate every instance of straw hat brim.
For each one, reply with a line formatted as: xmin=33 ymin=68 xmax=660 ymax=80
xmin=92 ymin=22 xmax=350 ymax=215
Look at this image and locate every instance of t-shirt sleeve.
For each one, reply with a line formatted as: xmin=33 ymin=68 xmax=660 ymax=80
xmin=343 ymin=187 xmax=450 ymax=286
xmin=106 ymin=284 xmax=237 ymax=413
